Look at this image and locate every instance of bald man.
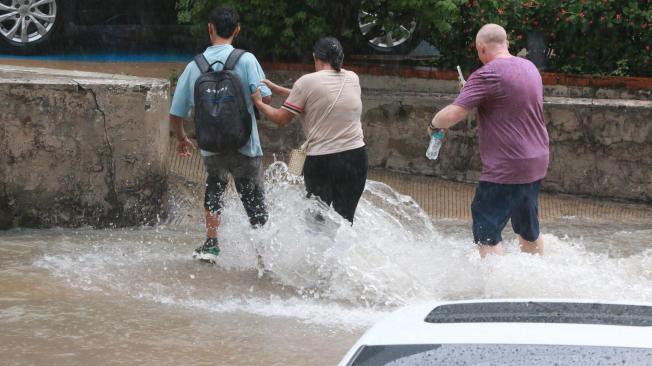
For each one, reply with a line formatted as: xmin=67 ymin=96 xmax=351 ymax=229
xmin=427 ymin=24 xmax=549 ymax=258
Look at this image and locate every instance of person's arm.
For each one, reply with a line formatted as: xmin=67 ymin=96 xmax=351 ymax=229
xmin=243 ymin=53 xmax=273 ymax=105
xmin=427 ymin=104 xmax=469 ymax=135
xmin=170 ymin=114 xmax=196 ymax=156
xmin=262 ymin=79 xmax=291 ymax=98
xmin=169 ymin=62 xmax=197 ymax=156
xmin=251 ymin=88 xmax=294 ymax=126
xmin=427 ymin=70 xmax=486 ymax=136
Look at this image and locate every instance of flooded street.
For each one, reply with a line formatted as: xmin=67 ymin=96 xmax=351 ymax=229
xmin=2 ymin=0 xmax=652 ymax=360
xmin=1 ymin=164 xmax=651 ymax=365
xmin=0 ymin=228 xmax=360 ymax=365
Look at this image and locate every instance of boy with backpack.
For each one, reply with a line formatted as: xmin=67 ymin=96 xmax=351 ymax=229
xmin=169 ymin=6 xmax=272 ymax=263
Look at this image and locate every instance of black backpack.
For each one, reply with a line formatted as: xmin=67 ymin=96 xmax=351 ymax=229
xmin=193 ymin=49 xmax=251 ymax=153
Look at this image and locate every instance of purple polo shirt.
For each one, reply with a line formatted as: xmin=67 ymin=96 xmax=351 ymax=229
xmin=453 ymin=56 xmax=549 ymax=184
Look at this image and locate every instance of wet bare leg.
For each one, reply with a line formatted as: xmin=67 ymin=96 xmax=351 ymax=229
xmin=478 ymin=243 xmax=505 ymax=258
xmin=206 ymin=210 xmax=221 ymax=238
xmin=519 ymin=234 xmax=544 ymax=255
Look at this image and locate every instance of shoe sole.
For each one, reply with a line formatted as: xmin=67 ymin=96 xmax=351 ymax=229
xmin=193 ymin=252 xmax=219 ymax=264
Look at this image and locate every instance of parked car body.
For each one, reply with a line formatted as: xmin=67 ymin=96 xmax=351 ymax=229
xmin=0 ymin=0 xmax=194 ymax=54
xmin=339 ymin=299 xmax=652 ymax=365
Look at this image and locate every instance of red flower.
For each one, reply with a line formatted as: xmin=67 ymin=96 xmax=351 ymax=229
xmin=642 ymin=23 xmax=649 ymax=29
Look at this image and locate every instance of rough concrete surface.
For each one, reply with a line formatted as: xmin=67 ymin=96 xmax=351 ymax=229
xmin=1 ymin=59 xmax=649 ymax=231
xmin=0 ymin=66 xmax=170 ymax=229
xmin=2 ymin=60 xmax=648 ymax=203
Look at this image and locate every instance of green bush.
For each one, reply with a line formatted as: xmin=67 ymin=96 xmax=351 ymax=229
xmin=176 ymin=0 xmax=652 ymax=76
xmin=177 ymin=0 xmax=333 ymax=61
xmin=175 ymin=0 xmax=465 ymax=61
xmin=433 ymin=0 xmax=652 ymax=76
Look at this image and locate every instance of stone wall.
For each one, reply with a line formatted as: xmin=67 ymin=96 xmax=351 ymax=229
xmin=0 ymin=66 xmax=170 ymax=229
xmin=261 ymin=70 xmax=652 ymax=203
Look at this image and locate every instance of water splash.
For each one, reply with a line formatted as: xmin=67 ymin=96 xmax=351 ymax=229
xmin=164 ymin=162 xmax=652 ymax=307
xmin=24 ymin=162 xmax=652 ymax=328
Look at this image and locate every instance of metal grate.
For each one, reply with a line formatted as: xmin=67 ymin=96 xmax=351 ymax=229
xmin=367 ymin=170 xmax=652 ymax=223
xmin=166 ymin=139 xmax=652 ymax=224
xmin=167 ymin=139 xmax=207 ymax=183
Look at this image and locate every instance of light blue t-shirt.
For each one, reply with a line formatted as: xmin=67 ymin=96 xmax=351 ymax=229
xmin=170 ymin=44 xmax=272 ymax=157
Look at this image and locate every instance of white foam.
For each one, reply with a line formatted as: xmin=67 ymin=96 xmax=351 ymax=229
xmin=141 ymin=293 xmax=387 ymax=328
xmin=27 ymin=163 xmax=652 ymax=328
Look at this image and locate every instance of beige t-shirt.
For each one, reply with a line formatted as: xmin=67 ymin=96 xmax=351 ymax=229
xmin=281 ymin=69 xmax=365 ymax=156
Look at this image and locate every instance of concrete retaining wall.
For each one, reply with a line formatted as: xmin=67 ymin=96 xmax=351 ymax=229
xmin=2 ymin=64 xmax=648 ymax=230
xmin=262 ymin=70 xmax=652 ymax=203
xmin=0 ymin=66 xmax=170 ymax=229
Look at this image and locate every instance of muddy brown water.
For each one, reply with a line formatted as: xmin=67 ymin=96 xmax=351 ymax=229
xmin=2 ymin=170 xmax=652 ymax=365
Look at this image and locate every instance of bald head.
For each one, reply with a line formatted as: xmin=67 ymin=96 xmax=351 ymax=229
xmin=476 ymin=24 xmax=507 ymax=45
xmin=475 ymin=24 xmax=511 ymax=64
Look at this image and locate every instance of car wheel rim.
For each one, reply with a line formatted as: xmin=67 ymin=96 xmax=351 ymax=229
xmin=358 ymin=3 xmax=416 ymax=51
xmin=0 ymin=0 xmax=57 ymax=45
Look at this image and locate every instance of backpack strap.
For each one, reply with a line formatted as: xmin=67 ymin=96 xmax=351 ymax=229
xmin=224 ymin=49 xmax=246 ymax=71
xmin=194 ymin=54 xmax=212 ymax=74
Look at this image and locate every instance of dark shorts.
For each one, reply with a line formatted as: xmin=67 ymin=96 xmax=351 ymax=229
xmin=203 ymin=153 xmax=267 ymax=227
xmin=471 ymin=180 xmax=542 ymax=245
xmin=303 ymin=146 xmax=368 ymax=223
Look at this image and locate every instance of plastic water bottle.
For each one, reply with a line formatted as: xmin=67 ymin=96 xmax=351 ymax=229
xmin=426 ymin=129 xmax=445 ymax=160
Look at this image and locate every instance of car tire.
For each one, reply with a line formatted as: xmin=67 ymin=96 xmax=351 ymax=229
xmin=0 ymin=0 xmax=66 ymax=55
xmin=356 ymin=0 xmax=418 ymax=54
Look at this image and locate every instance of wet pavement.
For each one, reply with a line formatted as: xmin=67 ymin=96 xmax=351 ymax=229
xmin=2 ymin=164 xmax=652 ymax=366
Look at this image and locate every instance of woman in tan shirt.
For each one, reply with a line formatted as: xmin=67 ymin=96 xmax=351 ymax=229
xmin=251 ymin=37 xmax=368 ymax=223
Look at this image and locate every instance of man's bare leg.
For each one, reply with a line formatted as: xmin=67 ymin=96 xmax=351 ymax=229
xmin=206 ymin=210 xmax=221 ymax=238
xmin=519 ymin=234 xmax=544 ymax=255
xmin=192 ymin=210 xmax=222 ymax=262
xmin=478 ymin=243 xmax=505 ymax=258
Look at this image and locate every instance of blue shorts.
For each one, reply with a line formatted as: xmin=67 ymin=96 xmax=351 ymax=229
xmin=471 ymin=180 xmax=542 ymax=245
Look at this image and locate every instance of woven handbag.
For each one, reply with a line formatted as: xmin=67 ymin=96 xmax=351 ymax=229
xmin=287 ymin=145 xmax=307 ymax=176
xmin=287 ymin=73 xmax=347 ymax=176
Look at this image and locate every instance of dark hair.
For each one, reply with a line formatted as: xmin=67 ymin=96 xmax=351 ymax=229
xmin=313 ymin=37 xmax=344 ymax=72
xmin=208 ymin=6 xmax=239 ymax=38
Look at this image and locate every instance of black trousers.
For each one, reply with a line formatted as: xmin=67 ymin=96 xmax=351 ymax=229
xmin=203 ymin=153 xmax=268 ymax=227
xmin=303 ymin=146 xmax=368 ymax=223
